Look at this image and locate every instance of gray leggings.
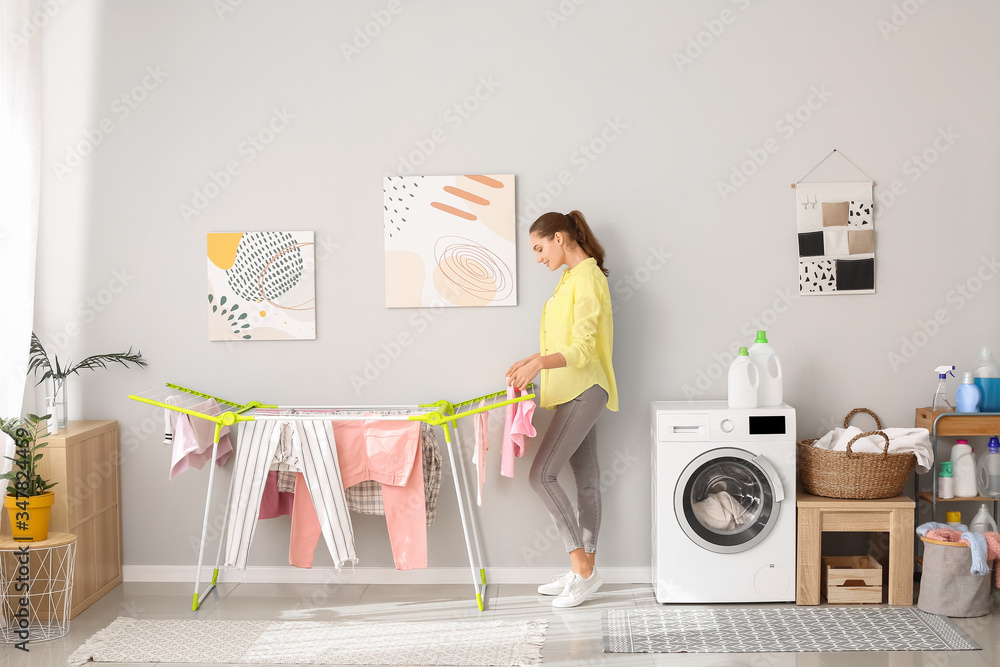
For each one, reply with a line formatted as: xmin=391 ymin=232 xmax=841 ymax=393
xmin=528 ymin=384 xmax=608 ymax=553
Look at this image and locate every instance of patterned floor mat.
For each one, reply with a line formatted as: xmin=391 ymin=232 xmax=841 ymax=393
xmin=603 ymin=607 xmax=980 ymax=653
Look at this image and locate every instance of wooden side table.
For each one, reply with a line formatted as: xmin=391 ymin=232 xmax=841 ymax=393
xmin=0 ymin=421 xmax=121 ymax=618
xmin=0 ymin=532 xmax=77 ymax=643
xmin=796 ymin=490 xmax=914 ymax=605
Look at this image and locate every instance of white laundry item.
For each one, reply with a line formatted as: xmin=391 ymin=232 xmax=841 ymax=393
xmin=162 ymin=395 xmax=182 ymax=445
xmin=811 ymin=426 xmax=933 ymax=474
xmin=270 ymin=418 xmax=304 ymax=473
xmin=225 ymin=419 xmax=356 ymax=570
xmin=691 ymin=491 xmax=750 ymax=532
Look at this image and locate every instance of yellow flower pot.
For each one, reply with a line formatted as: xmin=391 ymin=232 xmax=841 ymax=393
xmin=4 ymin=492 xmax=55 ymax=542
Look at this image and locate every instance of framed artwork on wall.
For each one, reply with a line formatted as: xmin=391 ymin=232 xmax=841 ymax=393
xmin=383 ymin=174 xmax=516 ymax=308
xmin=207 ymin=231 xmax=316 ymax=340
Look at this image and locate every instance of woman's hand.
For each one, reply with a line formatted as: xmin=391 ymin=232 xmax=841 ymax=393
xmin=506 ymin=353 xmax=539 ymax=378
xmin=507 ymin=356 xmax=542 ymax=391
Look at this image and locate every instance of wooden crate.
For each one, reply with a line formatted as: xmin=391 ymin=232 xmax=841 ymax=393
xmin=823 ymin=556 xmax=883 ymax=604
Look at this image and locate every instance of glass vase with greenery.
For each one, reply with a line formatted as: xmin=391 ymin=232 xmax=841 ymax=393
xmin=28 ymin=332 xmax=147 ymax=429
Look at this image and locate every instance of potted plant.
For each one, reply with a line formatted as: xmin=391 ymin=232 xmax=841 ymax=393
xmin=28 ymin=332 xmax=147 ymax=431
xmin=0 ymin=414 xmax=57 ymax=541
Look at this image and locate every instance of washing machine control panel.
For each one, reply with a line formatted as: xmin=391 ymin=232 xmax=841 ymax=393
xmin=653 ymin=401 xmax=795 ymax=442
xmin=748 ymin=415 xmax=788 ymax=435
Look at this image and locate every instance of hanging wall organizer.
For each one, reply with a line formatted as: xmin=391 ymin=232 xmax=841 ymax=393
xmin=792 ymin=151 xmax=875 ymax=295
xmin=129 ymin=383 xmax=535 ymax=612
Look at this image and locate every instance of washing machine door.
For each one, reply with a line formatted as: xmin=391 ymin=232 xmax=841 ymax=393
xmin=674 ymin=447 xmax=785 ymax=554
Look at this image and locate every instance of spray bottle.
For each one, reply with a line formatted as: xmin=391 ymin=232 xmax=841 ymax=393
xmin=933 ymin=365 xmax=956 ymax=412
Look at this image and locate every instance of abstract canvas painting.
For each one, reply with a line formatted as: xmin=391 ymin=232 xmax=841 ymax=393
xmin=795 ymin=181 xmax=875 ymax=295
xmin=207 ymin=231 xmax=316 ymax=340
xmin=384 ymin=174 xmax=516 ymax=308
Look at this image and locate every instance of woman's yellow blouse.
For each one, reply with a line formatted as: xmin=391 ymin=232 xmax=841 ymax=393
xmin=539 ymin=257 xmax=619 ymax=411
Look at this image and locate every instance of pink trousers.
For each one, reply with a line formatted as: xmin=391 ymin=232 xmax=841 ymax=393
xmin=290 ymin=421 xmax=427 ymax=570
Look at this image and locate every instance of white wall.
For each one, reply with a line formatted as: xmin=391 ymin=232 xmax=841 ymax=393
xmin=30 ymin=0 xmax=1000 ymax=574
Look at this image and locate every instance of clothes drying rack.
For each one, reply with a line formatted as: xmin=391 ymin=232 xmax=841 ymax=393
xmin=128 ymin=382 xmax=535 ymax=612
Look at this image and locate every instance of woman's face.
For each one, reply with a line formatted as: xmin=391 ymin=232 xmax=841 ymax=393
xmin=530 ymin=231 xmax=566 ymax=271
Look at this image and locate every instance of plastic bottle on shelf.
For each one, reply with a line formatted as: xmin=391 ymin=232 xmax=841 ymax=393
xmin=932 ymin=365 xmax=956 ymax=412
xmin=974 ymin=347 xmax=1000 ymax=412
xmin=956 ymin=372 xmax=982 ymax=413
xmin=975 ymin=347 xmax=1000 ymax=377
xmin=969 ymin=504 xmax=999 ymax=533
xmin=946 ymin=511 xmax=962 ymax=528
xmin=748 ymin=331 xmax=783 ymax=407
xmin=938 ymin=461 xmax=955 ymax=499
xmin=727 ymin=347 xmax=758 ymax=409
xmin=951 ymin=440 xmax=978 ymax=498
xmin=977 ymin=436 xmax=1000 ymax=499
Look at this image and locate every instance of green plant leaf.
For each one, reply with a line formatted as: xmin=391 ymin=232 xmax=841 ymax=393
xmin=27 ymin=332 xmax=53 ymax=384
xmin=208 ymin=294 xmax=214 ymax=303
xmin=64 ymin=349 xmax=148 ymax=377
xmin=238 ymin=313 xmax=247 ymax=320
xmin=220 ymin=296 xmax=227 ymax=305
xmin=213 ymin=305 xmax=218 ymax=312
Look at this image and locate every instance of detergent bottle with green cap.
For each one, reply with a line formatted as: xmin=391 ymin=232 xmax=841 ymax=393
xmin=748 ymin=330 xmax=783 ymax=406
xmin=728 ymin=347 xmax=759 ymax=409
xmin=938 ymin=461 xmax=954 ymax=499
xmin=932 ymin=365 xmax=955 ymax=412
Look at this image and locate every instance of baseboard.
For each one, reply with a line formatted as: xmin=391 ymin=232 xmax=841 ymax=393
xmin=123 ymin=565 xmax=651 ymax=585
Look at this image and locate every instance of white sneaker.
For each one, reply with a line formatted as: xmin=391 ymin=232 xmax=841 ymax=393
xmin=537 ymin=571 xmax=574 ymax=595
xmin=552 ymin=570 xmax=602 ymax=608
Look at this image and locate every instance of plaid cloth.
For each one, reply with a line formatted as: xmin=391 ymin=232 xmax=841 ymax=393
xmin=345 ymin=422 xmax=442 ymax=526
xmin=276 ymin=468 xmax=297 ymax=494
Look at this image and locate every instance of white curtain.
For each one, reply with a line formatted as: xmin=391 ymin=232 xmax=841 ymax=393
xmin=0 ymin=0 xmax=42 ymax=470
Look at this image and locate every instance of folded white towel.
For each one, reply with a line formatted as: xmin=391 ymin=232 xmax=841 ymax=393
xmin=692 ymin=491 xmax=751 ymax=532
xmin=812 ymin=426 xmax=933 ymax=474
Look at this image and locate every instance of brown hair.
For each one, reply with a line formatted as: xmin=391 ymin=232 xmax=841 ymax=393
xmin=529 ymin=210 xmax=608 ymax=276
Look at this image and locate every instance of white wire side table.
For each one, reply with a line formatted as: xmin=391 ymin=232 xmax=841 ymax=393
xmin=0 ymin=532 xmax=77 ymax=644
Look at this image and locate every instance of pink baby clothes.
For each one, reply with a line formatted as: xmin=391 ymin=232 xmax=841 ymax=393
xmin=334 ymin=419 xmax=422 ymax=488
xmin=984 ymin=532 xmax=1000 ymax=586
xmin=332 ymin=419 xmax=427 ymax=570
xmin=501 ymin=385 xmax=536 ymax=478
xmin=169 ymin=399 xmax=233 ymax=480
xmin=925 ymin=528 xmax=963 ymax=542
xmin=473 ymin=400 xmax=489 ymax=506
xmin=289 ymin=472 xmax=323 ymax=568
xmin=259 ymin=470 xmax=294 ymax=519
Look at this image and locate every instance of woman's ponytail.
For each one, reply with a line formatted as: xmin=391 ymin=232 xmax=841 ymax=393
xmin=530 ymin=210 xmax=609 ymax=276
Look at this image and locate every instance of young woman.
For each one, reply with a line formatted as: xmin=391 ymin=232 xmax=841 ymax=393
xmin=506 ymin=210 xmax=618 ymax=608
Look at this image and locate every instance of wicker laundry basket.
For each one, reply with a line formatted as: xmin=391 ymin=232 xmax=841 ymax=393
xmin=797 ymin=408 xmax=917 ymax=499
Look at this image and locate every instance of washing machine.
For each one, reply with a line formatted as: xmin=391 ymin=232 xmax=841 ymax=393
xmin=651 ymin=400 xmax=796 ymax=603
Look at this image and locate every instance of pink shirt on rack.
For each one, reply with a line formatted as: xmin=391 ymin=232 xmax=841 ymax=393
xmin=501 ymin=386 xmax=536 ymax=478
xmin=473 ymin=400 xmax=489 ymax=506
xmin=169 ymin=399 xmax=233 ymax=480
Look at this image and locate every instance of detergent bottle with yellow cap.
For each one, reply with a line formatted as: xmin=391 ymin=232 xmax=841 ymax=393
xmin=946 ymin=511 xmax=962 ymax=529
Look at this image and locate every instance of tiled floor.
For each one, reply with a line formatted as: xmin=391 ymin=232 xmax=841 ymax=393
xmin=2 ymin=581 xmax=998 ymax=666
